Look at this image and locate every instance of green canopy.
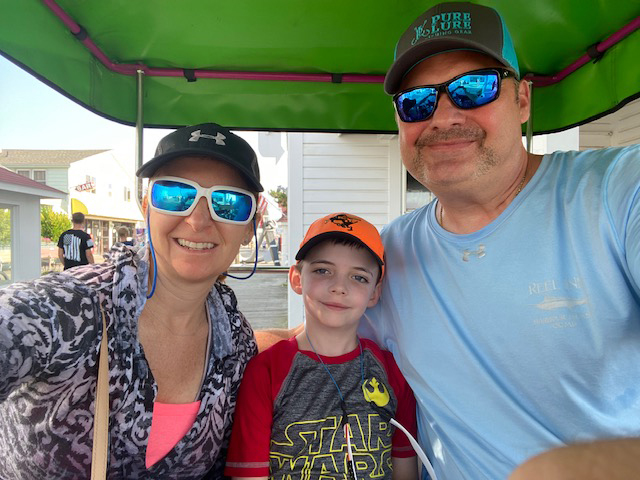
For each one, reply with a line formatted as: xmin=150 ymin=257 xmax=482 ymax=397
xmin=1 ymin=0 xmax=638 ymax=134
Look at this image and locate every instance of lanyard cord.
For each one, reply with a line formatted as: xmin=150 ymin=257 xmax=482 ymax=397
xmin=304 ymin=330 xmax=364 ymax=408
xmin=305 ymin=331 xmax=363 ymax=479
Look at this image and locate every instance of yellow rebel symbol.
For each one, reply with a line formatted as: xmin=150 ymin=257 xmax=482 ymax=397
xmin=362 ymin=377 xmax=390 ymax=407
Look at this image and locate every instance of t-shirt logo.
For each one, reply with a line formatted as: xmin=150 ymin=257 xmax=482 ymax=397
xmin=362 ymin=377 xmax=390 ymax=407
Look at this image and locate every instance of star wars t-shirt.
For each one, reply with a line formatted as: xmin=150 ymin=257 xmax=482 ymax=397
xmin=225 ymin=337 xmax=416 ymax=479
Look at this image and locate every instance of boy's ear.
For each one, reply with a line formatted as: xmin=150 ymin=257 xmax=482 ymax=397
xmin=367 ymin=281 xmax=382 ymax=308
xmin=241 ymin=223 xmax=254 ymax=245
xmin=288 ymin=265 xmax=303 ymax=295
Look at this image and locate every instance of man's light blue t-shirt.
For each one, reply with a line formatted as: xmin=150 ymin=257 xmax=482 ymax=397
xmin=362 ymin=146 xmax=640 ymax=479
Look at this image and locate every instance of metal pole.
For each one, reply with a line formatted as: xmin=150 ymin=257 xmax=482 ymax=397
xmin=135 ymin=69 xmax=145 ymax=212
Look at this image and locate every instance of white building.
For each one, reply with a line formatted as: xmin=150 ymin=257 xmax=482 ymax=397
xmin=0 ymin=149 xmax=143 ymax=257
xmin=0 ymin=166 xmax=66 ymax=284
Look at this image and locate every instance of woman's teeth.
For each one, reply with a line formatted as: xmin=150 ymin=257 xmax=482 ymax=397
xmin=177 ymin=239 xmax=215 ymax=250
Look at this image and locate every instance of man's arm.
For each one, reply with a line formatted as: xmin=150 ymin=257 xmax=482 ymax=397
xmin=509 ymin=438 xmax=640 ymax=480
xmin=85 ymin=249 xmax=94 ymax=264
xmin=57 ymin=247 xmax=64 ymax=263
xmin=254 ymin=324 xmax=303 ymax=352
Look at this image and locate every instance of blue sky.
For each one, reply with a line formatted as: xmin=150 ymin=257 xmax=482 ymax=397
xmin=0 ymin=56 xmax=286 ymax=190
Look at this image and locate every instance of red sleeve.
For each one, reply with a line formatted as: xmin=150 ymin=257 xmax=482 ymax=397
xmin=224 ymin=352 xmax=273 ymax=477
xmin=378 ymin=346 xmax=418 ymax=458
xmin=224 ymin=338 xmax=298 ymax=477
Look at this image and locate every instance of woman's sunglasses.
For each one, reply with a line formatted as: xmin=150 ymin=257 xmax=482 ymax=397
xmin=149 ymin=176 xmax=256 ymax=225
xmin=393 ymin=68 xmax=516 ymax=123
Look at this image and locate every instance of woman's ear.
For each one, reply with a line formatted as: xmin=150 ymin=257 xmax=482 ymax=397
xmin=241 ymin=223 xmax=254 ymax=246
xmin=289 ymin=264 xmax=303 ymax=295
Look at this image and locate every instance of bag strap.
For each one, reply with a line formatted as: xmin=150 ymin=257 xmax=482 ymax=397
xmin=91 ymin=306 xmax=110 ymax=479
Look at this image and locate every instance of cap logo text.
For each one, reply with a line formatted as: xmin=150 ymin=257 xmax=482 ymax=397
xmin=189 ymin=130 xmax=226 ymax=145
xmin=412 ymin=11 xmax=471 ymax=45
xmin=328 ymin=214 xmax=360 ymax=231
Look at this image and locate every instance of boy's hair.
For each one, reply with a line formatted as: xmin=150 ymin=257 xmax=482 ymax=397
xmin=295 ymin=212 xmax=385 ymax=280
xmin=117 ymin=226 xmax=129 ymax=238
xmin=71 ymin=212 xmax=85 ymax=224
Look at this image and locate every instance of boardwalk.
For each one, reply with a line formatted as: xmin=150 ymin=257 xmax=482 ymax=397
xmin=225 ymin=268 xmax=289 ymax=331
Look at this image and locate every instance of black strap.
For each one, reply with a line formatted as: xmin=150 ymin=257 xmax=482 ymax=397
xmin=587 ymin=43 xmax=605 ymax=63
xmin=183 ymin=69 xmax=197 ymax=82
xmin=331 ymin=73 xmax=343 ymax=84
xmin=73 ymin=25 xmax=88 ymax=41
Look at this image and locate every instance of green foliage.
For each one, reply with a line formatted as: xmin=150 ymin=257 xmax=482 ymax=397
xmin=41 ymin=206 xmax=71 ymax=242
xmin=0 ymin=209 xmax=11 ymax=246
xmin=268 ymin=185 xmax=287 ymax=210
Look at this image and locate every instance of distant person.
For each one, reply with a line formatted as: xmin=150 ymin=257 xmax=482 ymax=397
xmin=225 ymin=213 xmax=418 ymax=479
xmin=117 ymin=226 xmax=134 ymax=246
xmin=57 ymin=211 xmax=95 ymax=269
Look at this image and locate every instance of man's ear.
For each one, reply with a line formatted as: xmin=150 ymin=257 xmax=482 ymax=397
xmin=367 ymin=281 xmax=382 ymax=308
xmin=288 ymin=265 xmax=303 ymax=295
xmin=518 ymin=79 xmax=532 ymax=125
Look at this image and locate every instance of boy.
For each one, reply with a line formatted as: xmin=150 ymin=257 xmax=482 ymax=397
xmin=225 ymin=213 xmax=418 ymax=479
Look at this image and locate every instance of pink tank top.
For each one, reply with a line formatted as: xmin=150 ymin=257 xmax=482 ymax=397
xmin=145 ymin=401 xmax=201 ymax=468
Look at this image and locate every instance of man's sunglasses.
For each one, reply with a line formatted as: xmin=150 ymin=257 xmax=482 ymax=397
xmin=149 ymin=176 xmax=256 ymax=225
xmin=393 ymin=68 xmax=516 ymax=123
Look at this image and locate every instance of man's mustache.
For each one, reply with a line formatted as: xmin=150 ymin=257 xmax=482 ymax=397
xmin=416 ymin=128 xmax=485 ymax=147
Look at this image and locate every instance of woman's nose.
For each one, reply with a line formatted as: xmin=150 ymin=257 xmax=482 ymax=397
xmin=185 ymin=197 xmax=213 ymax=229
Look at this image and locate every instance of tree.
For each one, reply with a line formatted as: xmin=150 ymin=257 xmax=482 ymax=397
xmin=41 ymin=206 xmax=71 ymax=242
xmin=0 ymin=209 xmax=11 ymax=247
xmin=268 ymin=185 xmax=287 ymax=213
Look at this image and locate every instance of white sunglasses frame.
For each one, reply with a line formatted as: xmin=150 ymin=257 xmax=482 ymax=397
xmin=148 ymin=176 xmax=257 ymax=225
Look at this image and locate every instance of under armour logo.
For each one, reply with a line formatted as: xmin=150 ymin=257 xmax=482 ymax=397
xmin=189 ymin=130 xmax=226 ymax=145
xmin=462 ymin=244 xmax=486 ymax=262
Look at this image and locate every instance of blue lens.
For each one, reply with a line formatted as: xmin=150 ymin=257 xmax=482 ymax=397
xmin=448 ymin=71 xmax=499 ymax=108
xmin=396 ymin=88 xmax=438 ymax=123
xmin=151 ymin=180 xmax=197 ymax=212
xmin=211 ymin=190 xmax=253 ymax=222
xmin=394 ymin=69 xmax=504 ymax=122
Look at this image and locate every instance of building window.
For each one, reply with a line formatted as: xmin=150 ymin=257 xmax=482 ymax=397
xmin=16 ymin=170 xmax=30 ymax=179
xmin=405 ymin=171 xmax=435 ymax=213
xmin=33 ymin=170 xmax=47 ymax=184
xmin=86 ymin=175 xmax=96 ymax=194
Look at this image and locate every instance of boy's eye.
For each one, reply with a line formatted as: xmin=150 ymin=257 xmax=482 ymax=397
xmin=313 ymin=268 xmax=329 ymax=275
xmin=353 ymin=275 xmax=369 ymax=284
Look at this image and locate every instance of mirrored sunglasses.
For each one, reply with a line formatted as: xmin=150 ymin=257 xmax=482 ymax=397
xmin=393 ymin=68 xmax=516 ymax=123
xmin=149 ymin=176 xmax=256 ymax=225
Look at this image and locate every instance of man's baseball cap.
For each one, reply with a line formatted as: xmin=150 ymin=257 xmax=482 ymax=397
xmin=136 ymin=123 xmax=263 ymax=192
xmin=385 ymin=2 xmax=520 ymax=95
xmin=295 ymin=213 xmax=385 ymax=278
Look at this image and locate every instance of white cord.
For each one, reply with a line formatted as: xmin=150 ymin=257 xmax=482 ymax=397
xmin=344 ymin=423 xmax=359 ymax=480
xmin=390 ymin=418 xmax=438 ymax=480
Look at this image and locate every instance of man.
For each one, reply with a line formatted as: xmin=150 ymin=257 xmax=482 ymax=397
xmin=361 ymin=2 xmax=640 ymax=479
xmin=57 ymin=211 xmax=95 ymax=269
xmin=116 ymin=226 xmax=134 ymax=246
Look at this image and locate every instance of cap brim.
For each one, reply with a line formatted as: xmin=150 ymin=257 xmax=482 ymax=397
xmin=384 ymin=38 xmax=515 ymax=95
xmin=136 ymin=150 xmax=264 ymax=192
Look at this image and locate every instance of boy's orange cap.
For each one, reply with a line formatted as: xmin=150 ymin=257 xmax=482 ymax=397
xmin=295 ymin=213 xmax=385 ymax=278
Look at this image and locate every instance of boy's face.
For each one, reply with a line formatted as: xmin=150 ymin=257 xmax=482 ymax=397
xmin=290 ymin=241 xmax=381 ymax=333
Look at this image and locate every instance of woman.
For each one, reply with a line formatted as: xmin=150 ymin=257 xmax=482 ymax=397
xmin=0 ymin=123 xmax=261 ymax=479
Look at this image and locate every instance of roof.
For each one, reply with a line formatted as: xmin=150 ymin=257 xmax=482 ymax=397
xmin=0 ymin=149 xmax=107 ymax=167
xmin=0 ymin=166 xmax=67 ymax=197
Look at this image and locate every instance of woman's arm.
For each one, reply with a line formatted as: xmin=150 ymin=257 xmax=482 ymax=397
xmin=393 ymin=456 xmax=418 ymax=480
xmin=254 ymin=324 xmax=303 ymax=352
